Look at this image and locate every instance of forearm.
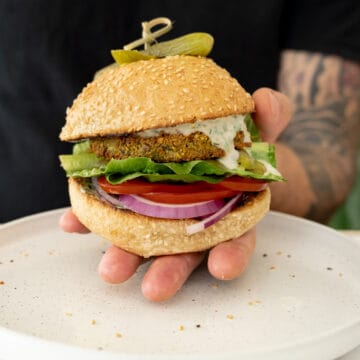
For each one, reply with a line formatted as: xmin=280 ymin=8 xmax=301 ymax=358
xmin=271 ymin=50 xmax=360 ymax=223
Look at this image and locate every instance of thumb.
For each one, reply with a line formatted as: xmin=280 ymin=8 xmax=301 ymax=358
xmin=252 ymin=88 xmax=294 ymax=143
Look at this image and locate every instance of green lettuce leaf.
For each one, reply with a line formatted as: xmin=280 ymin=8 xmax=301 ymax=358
xmin=60 ymin=151 xmax=284 ymax=183
xmin=244 ymin=114 xmax=261 ymax=142
xmin=248 ymin=142 xmax=277 ymax=167
xmin=59 ymin=114 xmax=285 ymax=183
xmin=72 ymin=140 xmax=92 ymax=154
xmin=59 ymin=153 xmax=107 ymax=177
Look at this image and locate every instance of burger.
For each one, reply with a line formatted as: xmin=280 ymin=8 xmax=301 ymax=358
xmin=59 ymin=51 xmax=283 ymax=258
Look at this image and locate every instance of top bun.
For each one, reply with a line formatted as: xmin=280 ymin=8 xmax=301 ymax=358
xmin=60 ymin=55 xmax=254 ymax=141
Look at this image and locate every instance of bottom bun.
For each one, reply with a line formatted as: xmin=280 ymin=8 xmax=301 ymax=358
xmin=68 ymin=178 xmax=271 ymax=258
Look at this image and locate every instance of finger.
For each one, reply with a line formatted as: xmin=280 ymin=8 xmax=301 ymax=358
xmin=141 ymin=252 xmax=205 ymax=302
xmin=98 ymin=245 xmax=143 ymax=283
xmin=252 ymin=88 xmax=294 ymax=142
xmin=59 ymin=208 xmax=89 ymax=234
xmin=208 ymin=228 xmax=256 ymax=280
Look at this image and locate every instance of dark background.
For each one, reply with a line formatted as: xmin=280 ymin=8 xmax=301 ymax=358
xmin=0 ymin=0 xmax=359 ymax=225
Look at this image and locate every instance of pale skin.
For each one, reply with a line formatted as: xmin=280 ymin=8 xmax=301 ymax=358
xmin=59 ymin=50 xmax=360 ymax=302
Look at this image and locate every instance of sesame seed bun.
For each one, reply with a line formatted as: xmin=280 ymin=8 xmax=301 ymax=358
xmin=59 ymin=55 xmax=254 ymax=141
xmin=68 ymin=178 xmax=270 ymax=258
xmin=60 ymin=55 xmax=268 ymax=257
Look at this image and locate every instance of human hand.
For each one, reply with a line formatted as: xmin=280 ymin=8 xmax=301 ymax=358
xmin=59 ymin=88 xmax=292 ymax=302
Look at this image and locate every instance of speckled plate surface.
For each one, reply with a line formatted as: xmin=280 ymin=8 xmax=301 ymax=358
xmin=0 ymin=209 xmax=360 ymax=360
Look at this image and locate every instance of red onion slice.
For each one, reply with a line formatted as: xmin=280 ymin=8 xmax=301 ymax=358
xmin=92 ymin=177 xmax=125 ymax=207
xmin=186 ymin=193 xmax=243 ymax=235
xmin=118 ymin=194 xmax=225 ymax=219
xmin=92 ymin=177 xmax=242 ymax=233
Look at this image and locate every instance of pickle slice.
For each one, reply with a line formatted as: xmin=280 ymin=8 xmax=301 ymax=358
xmin=252 ymin=161 xmax=266 ymax=175
xmin=238 ymin=150 xmax=256 ymax=169
xmin=238 ymin=150 xmax=266 ymax=175
xmin=111 ymin=32 xmax=214 ymax=65
xmin=143 ymin=32 xmax=214 ymax=57
xmin=111 ymin=49 xmax=154 ymax=65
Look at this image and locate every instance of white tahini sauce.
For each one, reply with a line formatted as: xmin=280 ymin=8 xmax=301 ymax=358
xmin=137 ymin=115 xmax=250 ymax=169
xmin=258 ymin=160 xmax=282 ymax=177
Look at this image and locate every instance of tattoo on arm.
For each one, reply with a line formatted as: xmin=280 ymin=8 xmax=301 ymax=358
xmin=278 ymin=50 xmax=360 ymax=222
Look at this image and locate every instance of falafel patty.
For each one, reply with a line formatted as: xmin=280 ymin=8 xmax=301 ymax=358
xmin=90 ymin=131 xmax=247 ymax=163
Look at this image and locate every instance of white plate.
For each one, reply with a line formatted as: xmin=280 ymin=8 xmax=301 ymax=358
xmin=0 ymin=209 xmax=360 ymax=360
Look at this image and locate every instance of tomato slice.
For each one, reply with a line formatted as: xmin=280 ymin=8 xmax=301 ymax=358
xmin=213 ymin=176 xmax=268 ymax=192
xmin=139 ymin=190 xmax=239 ymax=204
xmin=98 ymin=176 xmax=211 ymax=194
xmin=97 ymin=175 xmax=268 ymax=204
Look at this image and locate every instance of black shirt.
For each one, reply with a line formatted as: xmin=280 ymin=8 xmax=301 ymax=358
xmin=1 ymin=0 xmax=359 ymax=222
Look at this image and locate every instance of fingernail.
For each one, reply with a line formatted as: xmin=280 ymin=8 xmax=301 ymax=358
xmin=268 ymin=90 xmax=280 ymax=123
